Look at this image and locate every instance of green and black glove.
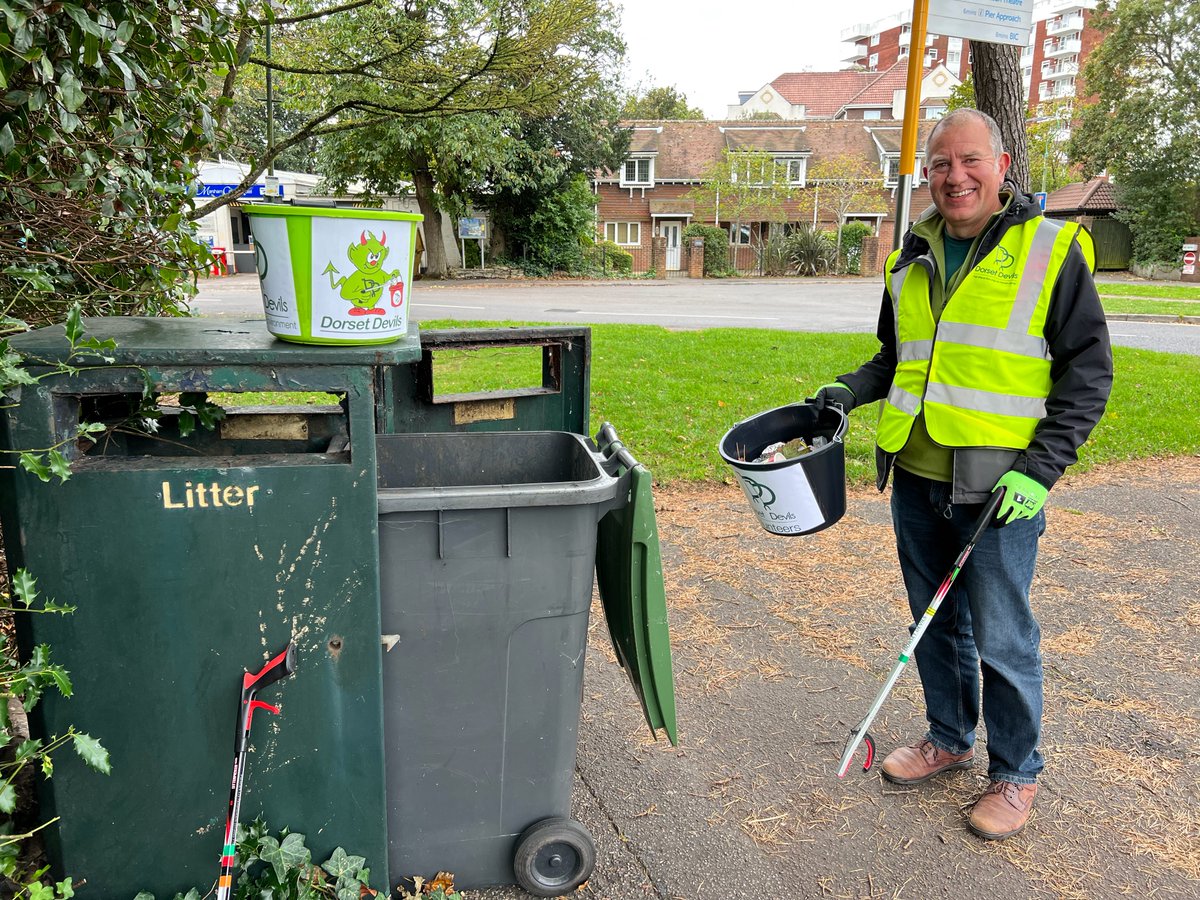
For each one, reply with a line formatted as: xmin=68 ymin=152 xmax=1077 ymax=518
xmin=811 ymin=382 xmax=856 ymax=413
xmin=992 ymin=471 xmax=1048 ymax=527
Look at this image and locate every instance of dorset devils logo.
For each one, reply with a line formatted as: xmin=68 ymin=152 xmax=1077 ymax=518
xmin=321 ymin=230 xmax=406 ymax=316
xmin=975 ymin=245 xmax=1020 ymax=281
xmin=740 ymin=475 xmax=776 ymax=508
xmin=995 ymin=246 xmax=1015 ymax=269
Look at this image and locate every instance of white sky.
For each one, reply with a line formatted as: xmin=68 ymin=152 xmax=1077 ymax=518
xmin=616 ymin=0 xmax=911 ymax=119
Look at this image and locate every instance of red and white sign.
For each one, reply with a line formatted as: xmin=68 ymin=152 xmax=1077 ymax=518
xmin=1184 ymin=250 xmax=1197 ymax=267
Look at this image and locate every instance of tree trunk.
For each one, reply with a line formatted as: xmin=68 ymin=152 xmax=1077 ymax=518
xmin=971 ymin=43 xmax=1030 ymax=193
xmin=411 ymin=153 xmax=448 ymax=277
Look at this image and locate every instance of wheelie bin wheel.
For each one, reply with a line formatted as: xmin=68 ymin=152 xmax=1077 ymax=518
xmin=513 ymin=817 xmax=596 ymax=897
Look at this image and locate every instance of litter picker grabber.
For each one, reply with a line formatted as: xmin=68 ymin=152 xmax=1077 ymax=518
xmin=217 ymin=642 xmax=297 ymax=900
xmin=837 ymin=488 xmax=1005 ymax=778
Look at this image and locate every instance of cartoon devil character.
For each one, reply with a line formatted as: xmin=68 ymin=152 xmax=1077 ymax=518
xmin=321 ymin=230 xmax=405 ymax=315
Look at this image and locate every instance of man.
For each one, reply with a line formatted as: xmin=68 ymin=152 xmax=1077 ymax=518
xmin=814 ymin=108 xmax=1112 ymax=839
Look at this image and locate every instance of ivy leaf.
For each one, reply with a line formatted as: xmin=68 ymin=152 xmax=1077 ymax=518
xmin=0 ymin=123 xmax=13 ymax=157
xmin=12 ymin=568 xmax=37 ymax=606
xmin=72 ymin=732 xmax=111 ymax=775
xmin=260 ymin=832 xmax=310 ymax=884
xmin=0 ymin=783 xmax=16 ymax=814
xmin=322 ymin=847 xmax=366 ymax=880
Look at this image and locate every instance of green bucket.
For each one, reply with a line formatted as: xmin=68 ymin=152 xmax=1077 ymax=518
xmin=244 ymin=205 xmax=424 ymax=345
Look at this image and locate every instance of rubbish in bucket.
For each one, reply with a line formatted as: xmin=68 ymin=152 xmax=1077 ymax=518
xmin=718 ymin=402 xmax=847 ymax=536
xmin=244 ymin=204 xmax=423 ymax=346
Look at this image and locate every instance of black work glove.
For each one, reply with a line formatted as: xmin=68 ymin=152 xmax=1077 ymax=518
xmin=811 ymin=382 xmax=856 ymax=413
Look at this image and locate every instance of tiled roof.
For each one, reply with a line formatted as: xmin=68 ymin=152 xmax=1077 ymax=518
xmin=599 ymin=120 xmax=896 ymax=182
xmin=627 ymin=126 xmax=661 ymax=154
xmin=721 ymin=126 xmax=811 ymax=153
xmin=1045 ymin=177 xmax=1118 ymax=213
xmin=648 ymin=199 xmax=695 ymax=215
xmin=865 ymin=123 xmax=937 ymax=154
xmin=768 ymin=71 xmax=882 ymax=117
xmin=844 ymin=63 xmax=909 ymax=107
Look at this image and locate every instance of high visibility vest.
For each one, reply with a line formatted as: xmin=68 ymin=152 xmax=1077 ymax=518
xmin=878 ymin=217 xmax=1094 ymax=453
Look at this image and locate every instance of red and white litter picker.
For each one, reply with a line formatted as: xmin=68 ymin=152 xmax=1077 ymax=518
xmin=837 ymin=489 xmax=1005 ymax=778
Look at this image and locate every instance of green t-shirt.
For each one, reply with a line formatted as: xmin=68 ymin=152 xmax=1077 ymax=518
xmin=894 ymin=200 xmax=1011 ymax=482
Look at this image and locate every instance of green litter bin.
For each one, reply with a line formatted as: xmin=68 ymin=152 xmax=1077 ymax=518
xmin=0 ymin=317 xmax=415 ymax=897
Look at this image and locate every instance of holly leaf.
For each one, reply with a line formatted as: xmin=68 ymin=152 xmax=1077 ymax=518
xmin=19 ymin=452 xmax=51 ymax=482
xmin=0 ymin=783 xmax=16 ymax=814
xmin=177 ymin=410 xmax=195 ymax=438
xmin=72 ymin=732 xmax=111 ymax=774
xmin=64 ymin=305 xmax=84 ymax=345
xmin=47 ymin=450 xmax=72 ymax=483
xmin=12 ymin=568 xmax=37 ymax=606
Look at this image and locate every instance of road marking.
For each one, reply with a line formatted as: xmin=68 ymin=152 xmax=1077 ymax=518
xmin=412 ymin=303 xmax=486 ymax=310
xmin=567 ymin=310 xmax=781 ymax=322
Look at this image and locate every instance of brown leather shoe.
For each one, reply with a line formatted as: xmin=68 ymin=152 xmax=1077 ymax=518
xmin=968 ymin=780 xmax=1038 ymax=840
xmin=880 ymin=739 xmax=974 ymax=784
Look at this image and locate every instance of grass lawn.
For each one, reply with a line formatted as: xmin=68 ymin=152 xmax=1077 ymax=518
xmin=1100 ymin=296 xmax=1200 ymax=317
xmin=218 ymin=322 xmax=1200 ymax=487
xmin=1096 ymin=282 xmax=1200 ymax=301
xmin=417 ymin=321 xmax=1200 ymax=485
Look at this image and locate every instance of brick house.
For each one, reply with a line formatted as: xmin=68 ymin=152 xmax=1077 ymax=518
xmin=730 ymin=62 xmax=960 ymax=122
xmin=593 ymin=119 xmax=936 ymax=275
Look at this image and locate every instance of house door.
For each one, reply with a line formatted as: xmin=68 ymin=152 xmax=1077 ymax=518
xmin=662 ymin=222 xmax=682 ymax=270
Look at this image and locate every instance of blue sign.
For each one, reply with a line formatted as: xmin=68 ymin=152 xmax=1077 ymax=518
xmin=1033 ymin=191 xmax=1047 ymax=211
xmin=194 ymin=182 xmax=283 ymax=199
xmin=458 ymin=217 xmax=486 ymax=239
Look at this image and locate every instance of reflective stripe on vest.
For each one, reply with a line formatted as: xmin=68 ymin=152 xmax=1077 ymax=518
xmin=877 ymin=217 xmax=1085 ymax=453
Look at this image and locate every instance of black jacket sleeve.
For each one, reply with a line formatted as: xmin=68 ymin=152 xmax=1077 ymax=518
xmin=836 ymin=286 xmax=898 ymax=404
xmin=1014 ymin=238 xmax=1113 ymax=489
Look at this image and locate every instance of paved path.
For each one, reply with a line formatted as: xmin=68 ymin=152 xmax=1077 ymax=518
xmin=471 ymin=458 xmax=1200 ymax=900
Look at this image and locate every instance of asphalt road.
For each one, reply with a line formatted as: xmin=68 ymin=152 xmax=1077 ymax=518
xmin=191 ymin=273 xmax=1200 ymax=354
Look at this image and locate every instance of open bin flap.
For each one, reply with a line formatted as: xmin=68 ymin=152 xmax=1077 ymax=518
xmin=594 ymin=424 xmax=678 ymax=746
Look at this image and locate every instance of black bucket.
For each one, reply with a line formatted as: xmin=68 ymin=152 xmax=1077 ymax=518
xmin=718 ymin=402 xmax=848 ymax=536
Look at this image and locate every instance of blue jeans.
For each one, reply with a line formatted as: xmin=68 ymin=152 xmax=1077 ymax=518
xmin=890 ymin=466 xmax=1045 ymax=784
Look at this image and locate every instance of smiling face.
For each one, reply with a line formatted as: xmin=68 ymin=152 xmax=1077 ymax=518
xmin=923 ymin=117 xmax=1011 ymax=239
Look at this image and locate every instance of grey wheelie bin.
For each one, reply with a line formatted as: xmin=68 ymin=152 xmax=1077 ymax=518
xmin=373 ymin=327 xmax=677 ymax=897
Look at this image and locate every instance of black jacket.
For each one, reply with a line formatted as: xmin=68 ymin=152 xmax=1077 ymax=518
xmin=838 ymin=189 xmax=1113 ymax=503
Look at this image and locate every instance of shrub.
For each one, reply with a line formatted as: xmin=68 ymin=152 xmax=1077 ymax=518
xmin=786 ymin=225 xmax=836 ymax=276
xmin=835 ymin=221 xmax=875 ymax=274
xmin=683 ymin=223 xmax=734 ymax=276
xmin=590 ymin=240 xmax=633 ymax=274
xmin=756 ymin=228 xmax=795 ymax=276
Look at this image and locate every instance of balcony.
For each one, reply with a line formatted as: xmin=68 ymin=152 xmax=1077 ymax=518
xmin=898 ymin=31 xmax=935 ymax=48
xmin=1046 ymin=14 xmax=1085 ymax=36
xmin=840 ymin=23 xmax=871 ymax=41
xmin=1043 ymin=37 xmax=1082 ymax=58
xmin=843 ymin=41 xmax=869 ymax=62
xmin=1041 ymin=59 xmax=1079 ymax=79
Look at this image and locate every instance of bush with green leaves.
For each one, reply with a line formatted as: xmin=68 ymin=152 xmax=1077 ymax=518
xmin=588 ymin=240 xmax=633 ymax=274
xmin=0 ymin=0 xmax=241 ymax=327
xmin=0 ymin=570 xmax=110 ymax=899
xmin=834 ymin=221 xmax=874 ymax=275
xmin=683 ymin=223 xmax=733 ymax=276
xmin=135 ymin=821 xmax=463 ymax=900
xmin=786 ymin=225 xmax=836 ymax=276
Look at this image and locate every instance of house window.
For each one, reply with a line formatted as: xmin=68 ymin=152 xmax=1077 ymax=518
xmin=884 ymin=157 xmax=926 ymax=185
xmin=783 ymin=158 xmax=806 ymax=185
xmin=869 ymin=53 xmax=879 ymax=68
xmin=620 ymin=158 xmax=653 ymax=187
xmin=884 ymin=157 xmax=900 ymax=187
xmin=870 ymin=32 xmax=880 ymax=46
xmin=728 ymin=223 xmax=751 ymax=245
xmin=863 ymin=109 xmax=882 ymax=120
xmin=926 ymin=48 xmax=938 ymax=65
xmin=604 ymin=222 xmax=641 ymax=246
